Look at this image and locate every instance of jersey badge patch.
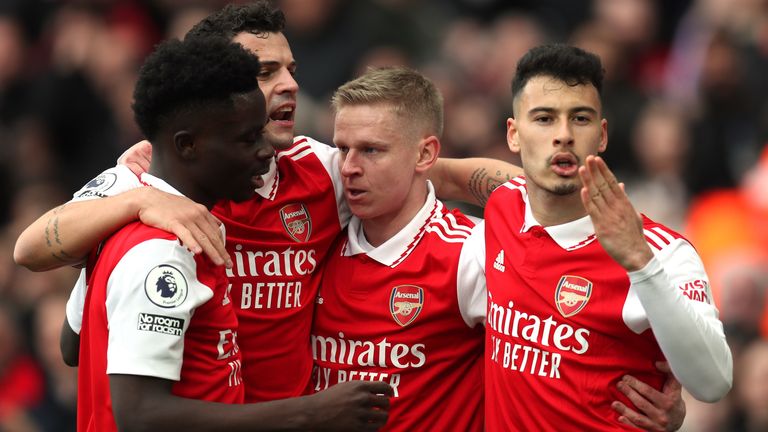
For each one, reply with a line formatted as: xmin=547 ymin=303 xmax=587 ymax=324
xmin=75 ymin=172 xmax=117 ymax=198
xmin=555 ymin=275 xmax=592 ymax=318
xmin=144 ymin=264 xmax=188 ymax=308
xmin=280 ymin=203 xmax=312 ymax=242
xmin=390 ymin=285 xmax=424 ymax=327
xmin=137 ymin=313 xmax=184 ymax=336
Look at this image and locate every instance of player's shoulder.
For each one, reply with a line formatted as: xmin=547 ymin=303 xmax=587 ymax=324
xmin=640 ymin=215 xmax=690 ymax=253
xmin=106 ymin=221 xmax=179 ymax=252
xmin=490 ymin=176 xmax=527 ymax=200
xmin=277 ymin=135 xmax=336 ymax=162
xmin=425 ymin=202 xmax=475 ymax=245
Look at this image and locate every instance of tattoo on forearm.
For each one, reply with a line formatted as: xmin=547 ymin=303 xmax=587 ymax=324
xmin=44 ymin=204 xmax=75 ymax=262
xmin=468 ymin=168 xmax=513 ymax=206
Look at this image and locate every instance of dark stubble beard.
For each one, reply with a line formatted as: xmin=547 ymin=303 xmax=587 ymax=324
xmin=551 ymin=183 xmax=579 ymax=195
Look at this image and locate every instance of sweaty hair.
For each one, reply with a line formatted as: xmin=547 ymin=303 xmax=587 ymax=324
xmin=132 ymin=37 xmax=262 ymax=140
xmin=511 ymin=44 xmax=604 ymax=116
xmin=331 ymin=67 xmax=444 ymax=137
xmin=186 ymin=1 xmax=285 ymax=41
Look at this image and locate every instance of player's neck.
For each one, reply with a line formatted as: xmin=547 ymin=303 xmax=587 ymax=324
xmin=361 ymin=183 xmax=428 ymax=248
xmin=527 ymin=185 xmax=587 ymax=227
xmin=148 ymin=162 xmax=215 ymax=210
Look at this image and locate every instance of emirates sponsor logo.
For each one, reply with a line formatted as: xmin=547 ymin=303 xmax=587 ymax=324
xmin=280 ymin=203 xmax=312 ymax=243
xmin=555 ymin=275 xmax=592 ymax=318
xmin=390 ymin=285 xmax=424 ymax=327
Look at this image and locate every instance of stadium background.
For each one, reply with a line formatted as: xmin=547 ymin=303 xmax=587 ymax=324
xmin=0 ymin=0 xmax=766 ymax=430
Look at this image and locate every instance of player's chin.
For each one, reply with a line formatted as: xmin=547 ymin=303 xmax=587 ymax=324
xmin=228 ymin=188 xmax=256 ymax=204
xmin=265 ymin=127 xmax=294 ymax=150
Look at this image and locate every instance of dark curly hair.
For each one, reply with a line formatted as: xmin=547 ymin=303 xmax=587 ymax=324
xmin=132 ymin=37 xmax=262 ymax=140
xmin=186 ymin=1 xmax=285 ymax=41
xmin=511 ymin=44 xmax=604 ymax=116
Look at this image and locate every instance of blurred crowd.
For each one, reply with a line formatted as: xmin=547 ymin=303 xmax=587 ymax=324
xmin=0 ymin=0 xmax=766 ymax=431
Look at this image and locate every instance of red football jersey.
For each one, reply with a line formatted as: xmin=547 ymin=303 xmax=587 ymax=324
xmin=78 ymin=176 xmax=242 ymax=432
xmin=483 ymin=178 xmax=667 ymax=431
xmin=213 ymin=136 xmax=347 ymax=401
xmin=312 ymin=184 xmax=486 ymax=432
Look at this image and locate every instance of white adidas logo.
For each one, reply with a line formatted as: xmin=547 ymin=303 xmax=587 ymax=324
xmin=493 ymin=250 xmax=506 ymax=272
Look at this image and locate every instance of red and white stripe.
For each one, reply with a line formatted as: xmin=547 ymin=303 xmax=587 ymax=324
xmin=643 ymin=226 xmax=679 ymax=251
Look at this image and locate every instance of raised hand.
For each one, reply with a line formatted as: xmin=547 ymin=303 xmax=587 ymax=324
xmin=578 ymin=155 xmax=653 ymax=272
xmin=307 ymin=380 xmax=393 ymax=431
xmin=611 ymin=362 xmax=685 ymax=431
xmin=118 ymin=140 xmax=153 ymax=176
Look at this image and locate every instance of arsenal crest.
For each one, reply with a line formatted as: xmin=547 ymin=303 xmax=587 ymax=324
xmin=554 ymin=275 xmax=592 ymax=318
xmin=390 ymin=285 xmax=424 ymax=327
xmin=280 ymin=203 xmax=312 ymax=242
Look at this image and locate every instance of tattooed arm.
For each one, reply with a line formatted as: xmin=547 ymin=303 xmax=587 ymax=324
xmin=14 ymin=188 xmax=163 ymax=271
xmin=430 ymin=158 xmax=522 ymax=207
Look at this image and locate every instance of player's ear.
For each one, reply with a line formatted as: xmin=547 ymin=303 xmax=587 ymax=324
xmin=415 ymin=135 xmax=440 ymax=174
xmin=507 ymin=117 xmax=520 ymax=154
xmin=174 ymin=131 xmax=196 ymax=160
xmin=598 ymin=118 xmax=608 ymax=153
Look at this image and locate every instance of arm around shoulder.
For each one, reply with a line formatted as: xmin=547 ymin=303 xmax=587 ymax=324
xmin=13 ymin=188 xmax=150 ymax=271
xmin=431 ymin=157 xmax=522 ymax=207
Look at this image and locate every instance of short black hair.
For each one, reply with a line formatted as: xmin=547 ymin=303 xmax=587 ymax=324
xmin=132 ymin=37 xmax=262 ymax=140
xmin=511 ymin=44 xmax=604 ymax=113
xmin=186 ymin=1 xmax=285 ymax=41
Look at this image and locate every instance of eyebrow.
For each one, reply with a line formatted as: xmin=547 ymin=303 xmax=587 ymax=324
xmin=527 ymin=106 xmax=599 ymax=116
xmin=259 ymin=60 xmax=296 ymax=69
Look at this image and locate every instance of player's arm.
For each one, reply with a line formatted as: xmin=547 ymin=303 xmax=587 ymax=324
xmin=15 ymin=188 xmax=156 ymax=271
xmin=580 ymin=156 xmax=732 ymax=402
xmin=60 ymin=319 xmax=80 ymax=367
xmin=14 ymin=178 xmax=229 ymax=271
xmin=612 ymin=362 xmax=685 ymax=431
xmin=110 ymin=375 xmax=391 ymax=432
xmin=430 ymin=158 xmax=523 ymax=207
xmin=60 ymin=269 xmax=87 ymax=366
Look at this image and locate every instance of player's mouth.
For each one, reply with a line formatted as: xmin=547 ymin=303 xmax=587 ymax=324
xmin=550 ymin=153 xmax=579 ymax=177
xmin=344 ymin=187 xmax=366 ymax=202
xmin=268 ymin=103 xmax=295 ymax=127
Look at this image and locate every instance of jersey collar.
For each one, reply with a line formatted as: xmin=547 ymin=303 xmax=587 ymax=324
xmin=520 ymin=189 xmax=597 ymax=251
xmin=140 ymin=172 xmax=183 ymax=196
xmin=342 ymin=181 xmax=438 ymax=267
xmin=253 ymin=157 xmax=279 ymax=200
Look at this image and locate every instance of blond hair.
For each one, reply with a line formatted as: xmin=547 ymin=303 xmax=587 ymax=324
xmin=331 ymin=67 xmax=443 ymax=137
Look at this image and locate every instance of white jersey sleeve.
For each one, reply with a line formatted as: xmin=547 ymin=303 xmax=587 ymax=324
xmin=298 ymin=136 xmax=351 ymax=229
xmin=71 ymin=165 xmax=142 ymax=202
xmin=65 ymin=269 xmax=87 ymax=334
xmin=105 ymin=238 xmax=214 ymax=381
xmin=622 ymin=238 xmax=733 ymax=402
xmin=457 ymin=221 xmax=487 ymax=328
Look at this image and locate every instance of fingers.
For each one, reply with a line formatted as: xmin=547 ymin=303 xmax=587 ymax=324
xmin=183 ymin=221 xmax=230 ymax=268
xmin=612 ymin=401 xmax=661 ymax=431
xmin=619 ymin=375 xmax=663 ymax=408
xmin=361 ymin=381 xmax=395 ymax=397
xmin=118 ymin=141 xmax=153 ymax=176
xmin=363 ymin=410 xmax=389 ymax=431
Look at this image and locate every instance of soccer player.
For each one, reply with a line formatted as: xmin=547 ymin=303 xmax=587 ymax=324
xmin=482 ymin=44 xmax=733 ymax=431
xmin=14 ymin=1 xmax=516 ymax=403
xmin=310 ymin=67 xmax=485 ymax=431
xmin=77 ymin=36 xmax=391 ymax=432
